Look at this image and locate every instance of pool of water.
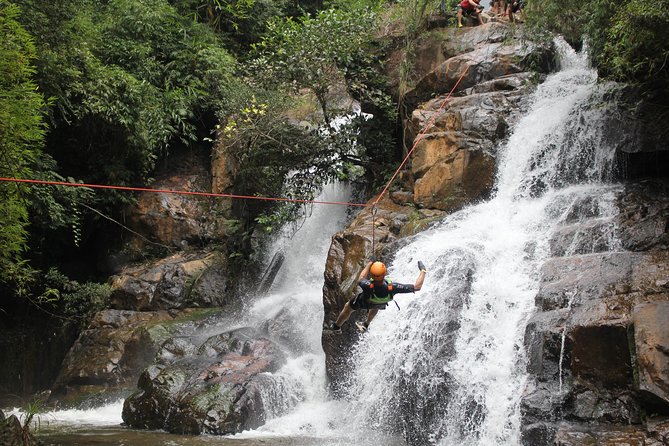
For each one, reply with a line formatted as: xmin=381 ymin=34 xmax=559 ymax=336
xmin=36 ymin=425 xmax=406 ymax=446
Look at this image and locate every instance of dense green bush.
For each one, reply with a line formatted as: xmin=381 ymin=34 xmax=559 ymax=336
xmin=524 ymin=0 xmax=669 ymax=100
xmin=0 ymin=1 xmax=46 ymax=284
xmin=15 ymin=0 xmax=238 ymax=187
xmin=603 ymin=0 xmax=669 ymax=92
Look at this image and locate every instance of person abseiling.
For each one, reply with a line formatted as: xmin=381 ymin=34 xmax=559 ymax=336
xmin=329 ymin=259 xmax=427 ymax=333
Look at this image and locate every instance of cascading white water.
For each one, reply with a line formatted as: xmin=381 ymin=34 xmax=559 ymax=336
xmin=343 ymin=38 xmax=623 ymax=445
xmin=232 ymin=182 xmax=359 ymax=440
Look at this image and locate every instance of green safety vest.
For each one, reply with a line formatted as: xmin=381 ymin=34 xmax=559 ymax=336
xmin=367 ymin=279 xmax=394 ymax=305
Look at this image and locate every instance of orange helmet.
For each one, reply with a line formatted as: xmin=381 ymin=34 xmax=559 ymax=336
xmin=370 ymin=261 xmax=386 ymax=277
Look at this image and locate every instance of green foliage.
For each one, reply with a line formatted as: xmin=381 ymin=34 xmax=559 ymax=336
xmin=174 ymin=0 xmax=291 ymax=54
xmin=28 ymin=173 xmax=96 ymax=250
xmin=15 ymin=0 xmax=238 ymax=187
xmin=0 ymin=0 xmax=46 ymax=282
xmin=603 ymin=0 xmax=669 ymax=89
xmin=398 ymin=0 xmax=438 ymax=37
xmin=325 ymin=0 xmax=386 ymax=9
xmin=41 ymin=268 xmax=111 ymax=323
xmin=224 ymin=4 xmax=402 ymax=229
xmin=524 ymin=0 xmax=669 ymax=99
xmin=221 ymin=92 xmax=343 ymax=211
xmin=249 ymin=7 xmax=378 ymax=125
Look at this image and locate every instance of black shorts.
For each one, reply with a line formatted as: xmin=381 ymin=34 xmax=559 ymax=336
xmin=462 ymin=7 xmax=479 ymax=16
xmin=349 ymin=293 xmax=388 ymax=311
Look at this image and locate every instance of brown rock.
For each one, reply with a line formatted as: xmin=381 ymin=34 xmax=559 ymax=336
xmin=125 ymin=153 xmax=228 ymax=250
xmin=109 ymin=252 xmax=228 ymax=311
xmin=554 ymin=424 xmax=648 ymax=446
xmin=123 ymin=328 xmax=287 ymax=435
xmin=407 ymin=71 xmax=536 ymax=211
xmin=51 ymin=309 xmax=172 ymax=404
xmin=633 ymin=301 xmax=669 ymax=411
xmin=51 ymin=308 xmax=220 ymax=406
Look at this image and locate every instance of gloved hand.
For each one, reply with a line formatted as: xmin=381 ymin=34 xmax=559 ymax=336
xmin=418 ymin=261 xmax=427 ymax=272
xmin=369 ymin=255 xmax=376 ymax=263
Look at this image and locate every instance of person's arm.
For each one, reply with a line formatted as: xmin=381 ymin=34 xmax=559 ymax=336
xmin=468 ymin=0 xmax=480 ymax=8
xmin=358 ymin=261 xmax=372 ymax=281
xmin=414 ymin=270 xmax=426 ymax=291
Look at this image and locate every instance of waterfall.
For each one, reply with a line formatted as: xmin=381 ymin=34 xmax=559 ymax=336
xmin=344 ymin=38 xmax=622 ymax=445
xmin=233 ymin=182 xmax=357 ymax=438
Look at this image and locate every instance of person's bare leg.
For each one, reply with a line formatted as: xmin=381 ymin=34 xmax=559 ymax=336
xmin=335 ymin=302 xmax=353 ymax=327
xmin=457 ymin=8 xmax=463 ymax=26
xmin=365 ymin=309 xmax=379 ymax=326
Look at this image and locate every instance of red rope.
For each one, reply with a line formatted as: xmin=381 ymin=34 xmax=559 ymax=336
xmin=0 ymin=65 xmax=470 ymax=216
xmin=373 ymin=64 xmax=470 ymax=207
xmin=0 ymin=177 xmax=369 ymax=208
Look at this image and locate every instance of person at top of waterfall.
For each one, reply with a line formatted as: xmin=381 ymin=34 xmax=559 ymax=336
xmin=328 ymin=260 xmax=427 ymax=334
xmin=507 ymin=0 xmax=523 ymax=23
xmin=458 ymin=0 xmax=483 ymax=27
xmin=491 ymin=0 xmax=506 ymax=16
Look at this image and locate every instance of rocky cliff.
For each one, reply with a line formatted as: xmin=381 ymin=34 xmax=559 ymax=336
xmin=323 ymin=21 xmax=554 ymax=396
xmin=321 ymin=21 xmax=669 ymax=446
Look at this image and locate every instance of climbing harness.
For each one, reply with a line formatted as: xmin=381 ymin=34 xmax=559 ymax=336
xmin=368 ymin=278 xmax=401 ymax=310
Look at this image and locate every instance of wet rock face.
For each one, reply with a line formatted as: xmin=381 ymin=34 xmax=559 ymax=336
xmin=617 ymin=180 xmax=669 ymax=252
xmin=109 ymin=252 xmax=228 ymax=311
xmin=403 ymin=23 xmax=553 ymax=108
xmin=405 ymin=27 xmax=543 ymax=212
xmin=409 ymin=91 xmax=518 ymax=211
xmin=633 ymin=301 xmax=669 ymax=412
xmin=521 ymin=180 xmax=669 ymax=444
xmin=49 ymin=308 xmax=219 ymax=406
xmin=122 ymin=327 xmax=288 ymax=435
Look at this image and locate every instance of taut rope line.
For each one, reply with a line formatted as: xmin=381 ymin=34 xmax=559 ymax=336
xmin=0 ymin=177 xmax=368 ymax=208
xmin=0 ymin=65 xmax=471 ymax=251
xmin=368 ymin=64 xmax=470 ymax=248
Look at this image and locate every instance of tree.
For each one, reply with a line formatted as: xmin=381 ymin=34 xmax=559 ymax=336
xmin=14 ymin=0 xmax=239 ymax=188
xmin=250 ymin=7 xmax=378 ymax=127
xmin=603 ymin=0 xmax=669 ymax=93
xmin=524 ymin=0 xmax=669 ymax=98
xmin=0 ymin=0 xmax=46 ymax=285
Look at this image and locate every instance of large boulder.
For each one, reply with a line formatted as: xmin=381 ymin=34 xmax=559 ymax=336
xmin=50 ymin=308 xmax=221 ymax=406
xmin=109 ymin=252 xmax=229 ymax=311
xmin=122 ymin=327 xmax=289 ymax=435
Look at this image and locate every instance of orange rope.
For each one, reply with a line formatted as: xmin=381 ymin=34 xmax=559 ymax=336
xmin=0 ymin=177 xmax=369 ymax=208
xmin=373 ymin=64 xmax=470 ymax=207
